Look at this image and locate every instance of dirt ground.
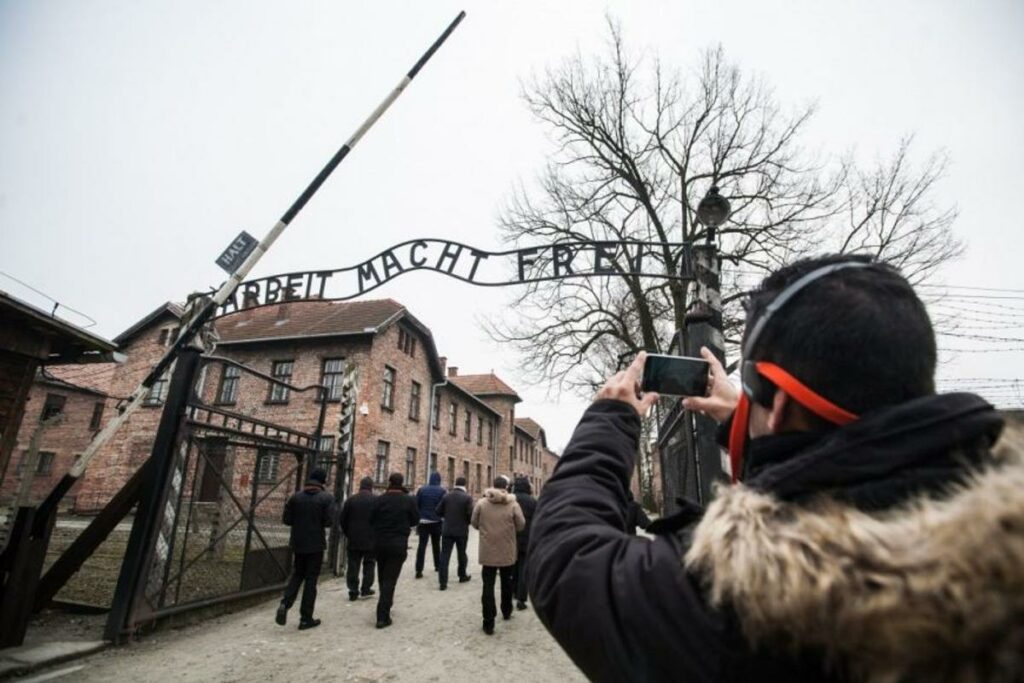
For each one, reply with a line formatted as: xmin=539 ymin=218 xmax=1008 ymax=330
xmin=52 ymin=531 xmax=587 ymax=682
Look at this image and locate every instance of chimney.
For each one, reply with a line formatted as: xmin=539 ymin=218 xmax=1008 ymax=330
xmin=447 ymin=366 xmax=459 ymax=378
xmin=438 ymin=356 xmax=447 ymax=377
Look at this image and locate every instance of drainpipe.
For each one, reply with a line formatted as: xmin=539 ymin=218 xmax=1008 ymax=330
xmin=426 ymin=381 xmax=446 ymax=484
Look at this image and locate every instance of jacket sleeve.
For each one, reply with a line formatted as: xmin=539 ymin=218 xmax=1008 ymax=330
xmin=435 ymin=495 xmax=447 ymax=518
xmin=323 ymin=496 xmax=335 ymax=528
xmin=407 ymin=496 xmax=419 ymax=527
xmin=282 ymin=494 xmax=293 ymax=526
xmin=464 ymin=496 xmax=474 ymax=523
xmin=470 ymin=500 xmax=481 ymax=530
xmin=528 ymin=400 xmax=725 ymax=683
xmin=339 ymin=499 xmax=350 ymax=536
xmin=513 ymin=502 xmax=525 ymax=532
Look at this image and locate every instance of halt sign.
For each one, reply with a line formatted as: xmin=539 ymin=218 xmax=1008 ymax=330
xmin=215 ymin=231 xmax=259 ymax=274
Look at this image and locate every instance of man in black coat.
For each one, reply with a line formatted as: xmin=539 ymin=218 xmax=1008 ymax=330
xmin=339 ymin=476 xmax=377 ymax=601
xmin=510 ymin=476 xmax=536 ymax=610
xmin=528 ymin=256 xmax=1022 ymax=682
xmin=370 ymin=472 xmax=418 ymax=629
xmin=276 ymin=467 xmax=334 ymax=630
xmin=435 ymin=475 xmax=474 ymax=590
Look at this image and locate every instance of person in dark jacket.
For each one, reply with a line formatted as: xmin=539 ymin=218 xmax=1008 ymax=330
xmin=510 ymin=476 xmax=537 ymax=610
xmin=339 ymin=476 xmax=377 ymax=601
xmin=625 ymin=492 xmax=651 ymax=535
xmin=275 ymin=467 xmax=334 ymax=630
xmin=528 ymin=255 xmax=1023 ymax=682
xmin=435 ymin=475 xmax=474 ymax=590
xmin=370 ymin=472 xmax=419 ymax=628
xmin=414 ymin=470 xmax=446 ymax=578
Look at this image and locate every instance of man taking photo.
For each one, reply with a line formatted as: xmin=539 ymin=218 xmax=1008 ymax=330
xmin=528 ymin=255 xmax=1023 ymax=681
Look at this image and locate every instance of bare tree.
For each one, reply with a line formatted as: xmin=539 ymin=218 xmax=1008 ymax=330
xmin=488 ymin=21 xmax=961 ymax=395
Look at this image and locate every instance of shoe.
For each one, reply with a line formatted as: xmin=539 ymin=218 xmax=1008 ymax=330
xmin=502 ymin=612 xmax=512 ymax=621
xmin=360 ymin=589 xmax=376 ymax=598
xmin=483 ymin=621 xmax=494 ymax=635
xmin=415 ymin=571 xmax=423 ymax=579
xmin=439 ymin=584 xmax=447 ymax=591
xmin=458 ymin=575 xmax=472 ymax=583
xmin=376 ymin=618 xmax=393 ymax=629
xmin=298 ymin=618 xmax=321 ymax=630
xmin=275 ymin=603 xmax=288 ymax=626
xmin=349 ymin=593 xmax=358 ymax=602
xmin=516 ymin=601 xmax=527 ymax=611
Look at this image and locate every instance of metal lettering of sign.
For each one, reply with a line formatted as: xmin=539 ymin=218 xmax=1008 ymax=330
xmin=213 ymin=239 xmax=693 ymax=318
xmin=215 ymin=231 xmax=259 ymax=274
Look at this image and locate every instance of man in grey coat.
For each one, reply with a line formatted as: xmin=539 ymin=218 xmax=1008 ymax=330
xmin=435 ymin=476 xmax=474 ymax=590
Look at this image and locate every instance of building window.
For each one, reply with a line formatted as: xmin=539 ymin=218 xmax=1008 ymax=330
xmin=475 ymin=463 xmax=482 ymax=494
xmin=321 ymin=358 xmax=345 ymax=400
xmin=375 ymin=441 xmax=390 ymax=484
xmin=487 ymin=465 xmax=492 ymax=489
xmin=217 ymin=365 xmax=241 ymax=404
xmin=509 ymin=445 xmax=514 ymax=470
xmin=381 ymin=366 xmax=395 ymax=411
xmin=89 ymin=401 xmax=105 ymax=431
xmin=464 ymin=410 xmax=471 ymax=441
xmin=409 ymin=381 xmax=421 ymax=421
xmin=318 ymin=435 xmax=335 ymax=454
xmin=463 ymin=460 xmax=470 ymax=485
xmin=447 ymin=456 xmax=455 ymax=489
xmin=256 ymin=450 xmax=280 ymax=483
xmin=397 ymin=327 xmax=416 ymax=357
xmin=476 ymin=415 xmax=483 ymax=446
xmin=429 ymin=452 xmax=438 ymax=473
xmin=268 ymin=360 xmax=294 ymax=403
xmin=432 ymin=395 xmax=440 ymax=431
xmin=487 ymin=421 xmax=494 ymax=449
xmin=41 ymin=393 xmax=66 ymax=421
xmin=144 ymin=379 xmax=168 ymax=406
xmin=36 ymin=451 xmax=55 ymax=475
xmin=448 ymin=402 xmax=457 ymax=435
xmin=157 ymin=326 xmax=179 ymax=347
xmin=406 ymin=447 xmax=417 ymax=488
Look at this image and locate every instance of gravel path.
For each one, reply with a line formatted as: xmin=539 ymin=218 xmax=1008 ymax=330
xmin=65 ymin=531 xmax=586 ymax=682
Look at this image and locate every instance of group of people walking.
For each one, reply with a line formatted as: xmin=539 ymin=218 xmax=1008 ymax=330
xmin=275 ymin=467 xmax=538 ymax=635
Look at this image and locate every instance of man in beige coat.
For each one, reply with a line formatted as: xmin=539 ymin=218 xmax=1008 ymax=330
xmin=471 ymin=477 xmax=525 ymax=635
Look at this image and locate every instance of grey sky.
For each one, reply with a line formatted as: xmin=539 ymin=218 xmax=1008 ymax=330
xmin=2 ymin=0 xmax=1023 ymax=451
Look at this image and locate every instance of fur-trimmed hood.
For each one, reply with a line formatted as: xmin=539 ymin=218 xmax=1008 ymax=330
xmin=685 ymin=445 xmax=1024 ymax=682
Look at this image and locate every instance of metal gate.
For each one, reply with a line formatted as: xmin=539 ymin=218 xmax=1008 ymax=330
xmin=105 ymin=351 xmax=334 ymax=638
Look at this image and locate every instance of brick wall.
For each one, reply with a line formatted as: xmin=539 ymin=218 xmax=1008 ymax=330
xmin=430 ymin=384 xmax=500 ymax=496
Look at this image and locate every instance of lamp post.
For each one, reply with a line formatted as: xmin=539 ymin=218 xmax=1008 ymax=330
xmin=685 ymin=185 xmax=731 ymax=503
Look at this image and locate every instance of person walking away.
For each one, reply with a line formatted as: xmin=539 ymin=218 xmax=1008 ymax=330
xmin=414 ymin=471 xmax=446 ymax=578
xmin=472 ymin=476 xmax=525 ymax=634
xmin=276 ymin=467 xmax=334 ymax=630
xmin=511 ymin=477 xmax=537 ymax=610
xmin=339 ymin=476 xmax=377 ymax=601
xmin=370 ymin=472 xmax=418 ymax=628
xmin=625 ymin=492 xmax=651 ymax=535
xmin=435 ymin=475 xmax=474 ymax=590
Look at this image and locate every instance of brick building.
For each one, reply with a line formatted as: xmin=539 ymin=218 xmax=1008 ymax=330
xmin=59 ymin=298 xmax=555 ymax=511
xmin=512 ymin=417 xmax=548 ymax=494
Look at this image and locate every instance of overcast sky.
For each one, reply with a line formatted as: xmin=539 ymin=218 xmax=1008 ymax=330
xmin=3 ymin=0 xmax=1023 ymax=452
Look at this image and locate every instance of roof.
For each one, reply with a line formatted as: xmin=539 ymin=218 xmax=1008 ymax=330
xmin=114 ymin=302 xmax=184 ymax=346
xmin=0 ymin=291 xmax=120 ymax=364
xmin=441 ymin=380 xmax=503 ymax=418
xmin=514 ymin=417 xmax=547 ymax=447
xmin=214 ymin=299 xmax=445 ymax=382
xmin=449 ymin=373 xmax=522 ymax=403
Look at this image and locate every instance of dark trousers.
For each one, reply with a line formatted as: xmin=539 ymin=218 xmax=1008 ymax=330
xmin=415 ymin=522 xmax=441 ymax=573
xmin=438 ymin=534 xmax=469 ymax=588
xmin=514 ymin=548 xmax=529 ymax=603
xmin=375 ymin=546 xmax=408 ymax=622
xmin=346 ymin=547 xmax=376 ymax=597
xmin=481 ymin=564 xmax=514 ymax=625
xmin=281 ymin=550 xmax=323 ymax=622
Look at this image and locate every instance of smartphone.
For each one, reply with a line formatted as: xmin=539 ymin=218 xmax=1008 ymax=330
xmin=641 ymin=354 xmax=710 ymax=397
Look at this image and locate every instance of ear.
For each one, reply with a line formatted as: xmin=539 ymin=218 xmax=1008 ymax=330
xmin=765 ymin=389 xmax=791 ymax=434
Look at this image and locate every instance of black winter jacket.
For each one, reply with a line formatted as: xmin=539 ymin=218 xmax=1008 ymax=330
xmin=435 ymin=487 xmax=473 ymax=538
xmin=528 ymin=395 xmax=1004 ymax=682
xmin=283 ymin=484 xmax=335 ymax=554
xmin=513 ymin=493 xmax=537 ymax=551
xmin=339 ymin=489 xmax=376 ymax=552
xmin=371 ymin=488 xmax=419 ymax=551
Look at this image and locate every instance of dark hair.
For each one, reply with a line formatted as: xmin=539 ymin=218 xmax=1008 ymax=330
xmin=493 ymin=476 xmax=508 ymax=489
xmin=308 ymin=467 xmax=327 ymax=485
xmin=744 ymin=254 xmax=936 ymax=418
xmin=455 ymin=476 xmax=467 ymax=486
xmin=359 ymin=476 xmax=374 ymax=490
xmin=388 ymin=472 xmax=404 ymax=488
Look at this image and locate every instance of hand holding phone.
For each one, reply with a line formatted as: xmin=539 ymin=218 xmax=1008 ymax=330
xmin=641 ymin=354 xmax=710 ymax=397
